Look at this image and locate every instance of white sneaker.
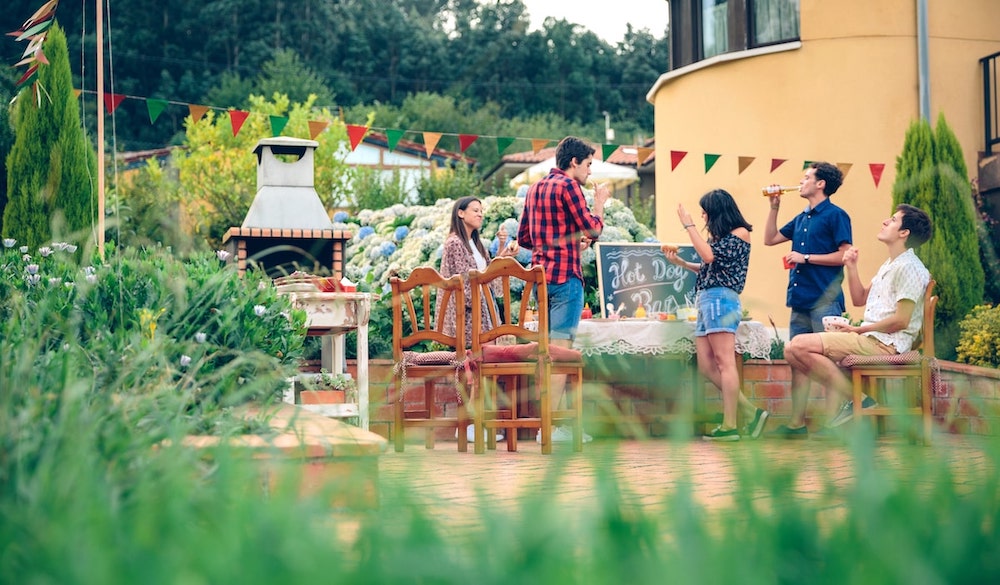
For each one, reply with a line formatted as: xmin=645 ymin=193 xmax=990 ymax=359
xmin=536 ymin=426 xmax=593 ymax=444
xmin=458 ymin=425 xmax=503 ymax=442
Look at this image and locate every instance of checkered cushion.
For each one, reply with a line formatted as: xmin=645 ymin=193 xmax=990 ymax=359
xmin=402 ymin=350 xmax=459 ymax=365
xmin=839 ymin=350 xmax=921 ymax=368
xmin=481 ymin=342 xmax=582 ymax=363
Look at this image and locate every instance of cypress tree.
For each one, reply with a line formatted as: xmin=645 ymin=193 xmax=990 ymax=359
xmin=892 ymin=114 xmax=984 ymax=359
xmin=0 ymin=74 xmax=14 ymax=235
xmin=3 ymin=24 xmax=97 ymax=251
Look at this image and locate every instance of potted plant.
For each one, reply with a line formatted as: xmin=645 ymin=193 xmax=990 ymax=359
xmin=296 ymin=370 xmax=358 ymax=405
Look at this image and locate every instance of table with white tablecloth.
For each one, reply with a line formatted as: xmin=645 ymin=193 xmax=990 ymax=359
xmin=573 ymin=319 xmax=775 ymax=360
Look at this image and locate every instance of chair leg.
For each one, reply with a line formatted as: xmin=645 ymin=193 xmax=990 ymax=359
xmin=394 ymin=377 xmax=405 ymax=453
xmin=423 ymin=379 xmax=436 ymax=450
xmin=539 ymin=361 xmax=552 ymax=455
xmin=457 ymin=401 xmax=468 ymax=453
xmin=921 ymin=364 xmax=933 ymax=446
xmin=474 ymin=374 xmax=486 ymax=454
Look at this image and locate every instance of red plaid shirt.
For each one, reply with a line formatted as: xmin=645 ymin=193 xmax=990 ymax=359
xmin=517 ymin=168 xmax=604 ymax=284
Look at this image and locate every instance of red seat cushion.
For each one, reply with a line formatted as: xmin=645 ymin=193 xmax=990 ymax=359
xmin=480 ymin=342 xmax=582 ymax=363
xmin=839 ymin=350 xmax=921 ymax=368
xmin=401 ymin=350 xmax=460 ymax=366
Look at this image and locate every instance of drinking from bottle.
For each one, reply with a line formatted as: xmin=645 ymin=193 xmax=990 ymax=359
xmin=761 ymin=185 xmax=802 ymax=196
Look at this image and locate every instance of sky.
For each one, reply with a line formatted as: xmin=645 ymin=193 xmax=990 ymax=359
xmin=519 ymin=0 xmax=669 ymax=44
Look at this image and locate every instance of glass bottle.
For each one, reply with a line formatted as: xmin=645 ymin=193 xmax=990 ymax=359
xmin=761 ymin=185 xmax=802 ymax=196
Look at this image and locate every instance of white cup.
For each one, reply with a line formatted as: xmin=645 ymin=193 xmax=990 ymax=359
xmin=822 ymin=316 xmax=850 ymax=332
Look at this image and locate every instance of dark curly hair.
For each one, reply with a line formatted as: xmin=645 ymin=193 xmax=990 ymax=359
xmin=555 ymin=136 xmax=596 ymax=170
xmin=811 ymin=161 xmax=843 ymax=195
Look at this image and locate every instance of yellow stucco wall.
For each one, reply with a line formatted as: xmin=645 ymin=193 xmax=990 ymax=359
xmin=651 ymin=0 xmax=1000 ymax=329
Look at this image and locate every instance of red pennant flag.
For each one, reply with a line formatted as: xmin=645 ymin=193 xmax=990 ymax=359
xmin=346 ymin=125 xmax=368 ymax=150
xmin=103 ymin=93 xmax=126 ymax=114
xmin=423 ymin=132 xmax=442 ymax=158
xmin=770 ymin=158 xmax=787 ymax=173
xmin=458 ymin=134 xmax=479 ymax=153
xmin=869 ymin=163 xmax=886 ymax=188
xmin=738 ymin=156 xmax=755 ymax=174
xmin=229 ymin=110 xmax=250 ymax=136
xmin=188 ymin=104 xmax=209 ymax=123
xmin=308 ymin=120 xmax=329 ymax=140
xmin=670 ymin=150 xmax=687 ymax=171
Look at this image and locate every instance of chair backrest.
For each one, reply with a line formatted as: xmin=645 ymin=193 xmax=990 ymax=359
xmin=389 ymin=267 xmax=465 ymax=355
xmin=914 ymin=279 xmax=937 ymax=359
xmin=468 ymin=257 xmax=548 ymax=352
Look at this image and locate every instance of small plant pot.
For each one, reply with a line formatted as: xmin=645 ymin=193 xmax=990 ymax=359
xmin=299 ymin=390 xmax=346 ymax=404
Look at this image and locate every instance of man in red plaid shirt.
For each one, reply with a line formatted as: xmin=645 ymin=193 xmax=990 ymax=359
xmin=518 ymin=136 xmax=611 ymax=444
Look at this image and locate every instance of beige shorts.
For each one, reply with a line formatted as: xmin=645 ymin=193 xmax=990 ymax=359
xmin=820 ymin=332 xmax=896 ymax=362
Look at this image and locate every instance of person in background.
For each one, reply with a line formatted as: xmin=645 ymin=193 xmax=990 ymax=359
xmin=764 ymin=161 xmax=853 ymax=438
xmin=438 ymin=196 xmax=519 ymax=443
xmin=518 ymin=136 xmax=610 ymax=444
xmin=783 ymin=204 xmax=933 ymax=435
xmin=664 ymin=189 xmax=769 ymax=441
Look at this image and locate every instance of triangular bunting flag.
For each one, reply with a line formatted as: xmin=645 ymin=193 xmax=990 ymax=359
xmin=308 ymin=120 xmax=329 ymax=140
xmin=458 ymin=134 xmax=478 ymax=153
xmin=386 ymin=129 xmax=405 ymax=151
xmin=188 ymin=104 xmax=209 ymax=123
xmin=346 ymin=125 xmax=368 ymax=150
xmin=229 ymin=110 xmax=250 ymax=137
xmin=531 ymin=139 xmax=550 ymax=154
xmin=770 ymin=158 xmax=787 ymax=173
xmin=738 ymin=156 xmax=755 ymax=174
xmin=27 ymin=0 xmax=59 ymax=26
xmin=704 ymin=154 xmax=721 ymax=173
xmin=670 ymin=150 xmax=688 ymax=171
xmin=15 ymin=65 xmax=38 ymax=87
xmin=837 ymin=162 xmax=853 ymax=180
xmin=146 ymin=98 xmax=168 ymax=124
xmin=802 ymin=160 xmax=813 ymax=169
xmin=103 ymin=93 xmax=126 ymax=114
xmin=15 ymin=18 xmax=53 ymax=42
xmin=602 ymin=144 xmax=618 ymax=161
xmin=423 ymin=132 xmax=442 ymax=158
xmin=636 ymin=147 xmax=654 ymax=166
xmin=869 ymin=163 xmax=886 ymax=188
xmin=269 ymin=115 xmax=289 ymax=137
xmin=73 ymin=89 xmax=82 ymax=99
xmin=496 ymin=137 xmax=516 ymax=154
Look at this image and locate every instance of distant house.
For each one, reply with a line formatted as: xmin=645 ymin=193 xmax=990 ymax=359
xmin=649 ymin=0 xmax=1000 ymax=327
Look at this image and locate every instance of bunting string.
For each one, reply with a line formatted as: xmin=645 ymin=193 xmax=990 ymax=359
xmin=71 ymin=88 xmax=889 ymax=187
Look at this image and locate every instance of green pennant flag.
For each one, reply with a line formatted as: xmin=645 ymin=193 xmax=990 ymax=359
xmin=802 ymin=160 xmax=813 ymax=169
xmin=602 ymin=144 xmax=618 ymax=161
xmin=269 ymin=115 xmax=289 ymax=137
xmin=386 ymin=129 xmax=405 ymax=151
xmin=704 ymin=153 xmax=721 ymax=173
xmin=496 ymin=136 xmax=516 ymax=155
xmin=146 ymin=99 xmax=168 ymax=124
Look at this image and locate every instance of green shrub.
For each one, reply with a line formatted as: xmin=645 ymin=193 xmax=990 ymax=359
xmin=956 ymin=304 xmax=1000 ymax=369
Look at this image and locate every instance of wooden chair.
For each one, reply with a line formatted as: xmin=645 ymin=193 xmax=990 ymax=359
xmin=468 ymin=258 xmax=584 ymax=455
xmin=839 ymin=279 xmax=938 ymax=445
xmin=390 ymin=267 xmax=471 ymax=453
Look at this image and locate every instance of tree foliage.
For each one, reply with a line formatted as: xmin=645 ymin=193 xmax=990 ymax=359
xmin=892 ymin=114 xmax=984 ymax=359
xmin=3 ymin=24 xmax=96 ymax=251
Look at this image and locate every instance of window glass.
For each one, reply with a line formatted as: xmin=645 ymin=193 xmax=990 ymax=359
xmin=702 ymin=0 xmax=729 ymax=58
xmin=752 ymin=0 xmax=800 ymax=46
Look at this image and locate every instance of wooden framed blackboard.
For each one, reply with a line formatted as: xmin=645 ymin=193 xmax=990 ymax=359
xmin=595 ymin=242 xmax=700 ymax=318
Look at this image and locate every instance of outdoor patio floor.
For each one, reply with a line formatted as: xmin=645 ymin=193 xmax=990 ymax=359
xmin=373 ymin=433 xmax=996 ymax=535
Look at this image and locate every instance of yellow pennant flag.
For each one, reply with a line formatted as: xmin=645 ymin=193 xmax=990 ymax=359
xmin=308 ymin=120 xmax=330 ymax=140
xmin=423 ymin=132 xmax=442 ymax=158
xmin=636 ymin=147 xmax=655 ymax=166
xmin=531 ymin=138 xmax=550 ymax=154
xmin=837 ymin=162 xmax=853 ymax=180
xmin=188 ymin=104 xmax=210 ymax=123
xmin=738 ymin=156 xmax=755 ymax=174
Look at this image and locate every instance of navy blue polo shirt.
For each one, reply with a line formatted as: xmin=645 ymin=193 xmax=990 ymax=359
xmin=779 ymin=198 xmax=853 ymax=311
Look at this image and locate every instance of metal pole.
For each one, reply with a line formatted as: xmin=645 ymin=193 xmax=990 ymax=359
xmin=96 ymin=0 xmax=105 ymax=259
xmin=917 ymin=0 xmax=930 ymax=120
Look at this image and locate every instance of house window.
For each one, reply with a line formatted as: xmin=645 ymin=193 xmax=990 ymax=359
xmin=702 ymin=0 xmax=729 ymax=59
xmin=750 ymin=0 xmax=800 ymax=46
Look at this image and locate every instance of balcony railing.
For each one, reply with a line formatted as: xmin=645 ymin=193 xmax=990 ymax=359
xmin=982 ymin=50 xmax=1000 ymax=155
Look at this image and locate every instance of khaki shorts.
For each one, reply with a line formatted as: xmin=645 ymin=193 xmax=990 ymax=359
xmin=820 ymin=332 xmax=896 ymax=362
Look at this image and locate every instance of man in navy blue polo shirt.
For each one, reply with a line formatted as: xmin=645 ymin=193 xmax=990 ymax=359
xmin=763 ymin=161 xmax=853 ymax=438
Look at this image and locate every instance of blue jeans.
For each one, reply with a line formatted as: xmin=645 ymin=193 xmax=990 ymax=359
xmin=547 ymin=277 xmax=584 ymax=341
xmin=789 ymin=299 xmax=846 ymax=338
xmin=695 ymin=287 xmax=741 ymax=336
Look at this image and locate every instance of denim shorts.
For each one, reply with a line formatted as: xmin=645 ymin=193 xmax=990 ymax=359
xmin=547 ymin=277 xmax=584 ymax=341
xmin=695 ymin=287 xmax=741 ymax=336
xmin=789 ymin=299 xmax=846 ymax=338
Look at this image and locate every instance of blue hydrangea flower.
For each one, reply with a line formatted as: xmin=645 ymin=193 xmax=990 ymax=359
xmin=489 ymin=238 xmax=500 ymax=256
xmin=380 ymin=242 xmax=397 ymax=257
xmin=333 ymin=211 xmax=349 ymax=222
xmin=515 ymin=248 xmax=532 ymax=264
xmin=358 ymin=226 xmax=375 ymax=240
xmin=394 ymin=226 xmax=409 ymax=241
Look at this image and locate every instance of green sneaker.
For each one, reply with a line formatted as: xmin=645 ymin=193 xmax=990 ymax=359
xmin=703 ymin=426 xmax=741 ymax=442
xmin=767 ymin=424 xmax=809 ymax=439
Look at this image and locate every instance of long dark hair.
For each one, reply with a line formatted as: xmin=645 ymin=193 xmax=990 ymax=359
xmin=450 ymin=196 xmax=489 ymax=258
xmin=699 ymin=189 xmax=753 ymax=241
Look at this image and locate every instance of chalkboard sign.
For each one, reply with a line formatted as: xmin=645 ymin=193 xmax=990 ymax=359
xmin=595 ymin=242 xmax=700 ymax=318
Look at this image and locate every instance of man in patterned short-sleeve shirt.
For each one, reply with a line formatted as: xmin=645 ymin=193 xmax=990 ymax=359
xmin=783 ymin=204 xmax=933 ymax=429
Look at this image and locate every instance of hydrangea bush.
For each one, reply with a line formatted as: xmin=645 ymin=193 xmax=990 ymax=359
xmin=335 ymin=195 xmax=656 ymax=358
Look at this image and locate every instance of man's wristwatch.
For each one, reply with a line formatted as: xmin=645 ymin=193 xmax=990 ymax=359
xmin=803 ymin=254 xmax=811 ymax=264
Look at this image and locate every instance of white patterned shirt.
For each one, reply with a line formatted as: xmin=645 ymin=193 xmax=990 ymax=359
xmin=862 ymin=248 xmax=930 ymax=353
